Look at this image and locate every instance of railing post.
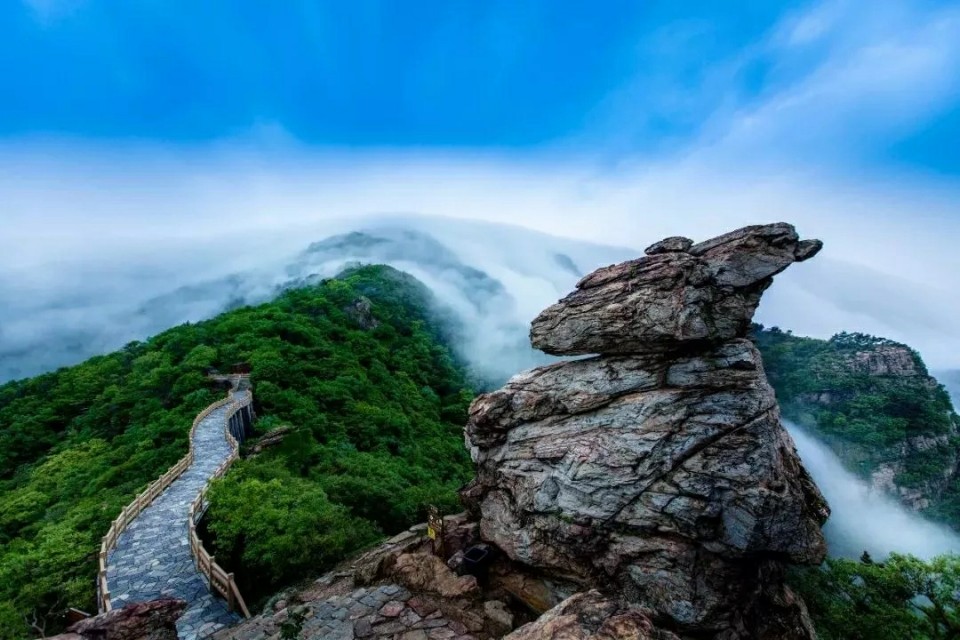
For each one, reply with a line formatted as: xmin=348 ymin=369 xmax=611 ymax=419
xmin=227 ymin=573 xmax=236 ymax=611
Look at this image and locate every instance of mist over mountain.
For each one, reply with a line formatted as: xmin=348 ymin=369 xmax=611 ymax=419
xmin=4 ymin=213 xmax=960 ymax=560
xmin=6 ymin=213 xmax=960 ymax=388
xmin=0 ymin=216 xmax=636 ymax=385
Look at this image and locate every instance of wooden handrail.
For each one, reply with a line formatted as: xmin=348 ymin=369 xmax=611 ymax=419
xmin=187 ymin=388 xmax=253 ymax=617
xmin=97 ymin=375 xmax=253 ymax=616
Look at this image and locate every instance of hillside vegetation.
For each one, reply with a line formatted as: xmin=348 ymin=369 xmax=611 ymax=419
xmin=752 ymin=325 xmax=960 ymax=518
xmin=753 ymin=325 xmax=960 ymax=638
xmin=0 ymin=265 xmax=472 ymax=638
xmin=793 ymin=553 xmax=960 ymax=640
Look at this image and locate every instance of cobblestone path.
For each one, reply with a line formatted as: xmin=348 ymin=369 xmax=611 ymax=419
xmin=106 ymin=395 xmax=244 ymax=640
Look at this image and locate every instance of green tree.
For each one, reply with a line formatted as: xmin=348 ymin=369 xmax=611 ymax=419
xmin=793 ymin=553 xmax=960 ymax=640
xmin=0 ymin=265 xmax=473 ymax=634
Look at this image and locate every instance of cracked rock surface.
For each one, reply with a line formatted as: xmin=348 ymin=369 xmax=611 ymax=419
xmin=529 ymin=222 xmax=822 ymax=356
xmin=462 ymin=223 xmax=830 ymax=639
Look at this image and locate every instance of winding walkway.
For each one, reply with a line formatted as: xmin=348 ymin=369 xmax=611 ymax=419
xmin=105 ymin=391 xmax=245 ymax=640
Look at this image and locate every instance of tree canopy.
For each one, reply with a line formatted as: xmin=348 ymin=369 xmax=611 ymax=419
xmin=751 ymin=323 xmax=960 ymax=522
xmin=794 ymin=553 xmax=960 ymax=640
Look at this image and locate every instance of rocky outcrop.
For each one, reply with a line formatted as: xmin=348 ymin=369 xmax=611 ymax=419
xmin=530 ymin=223 xmax=822 ymax=356
xmin=346 ymin=296 xmax=381 ymax=330
xmin=840 ymin=344 xmax=926 ymax=378
xmin=835 ymin=345 xmax=956 ymax=511
xmin=246 ymin=425 xmax=295 ymax=456
xmin=504 ymin=591 xmax=678 ymax=640
xmin=463 ymin=223 xmax=829 ymax=639
xmin=764 ymin=328 xmax=960 ymax=513
xmin=868 ymin=429 xmax=959 ymax=511
xmin=211 ymin=520 xmax=537 ymax=640
xmin=59 ymin=599 xmax=186 ymax=640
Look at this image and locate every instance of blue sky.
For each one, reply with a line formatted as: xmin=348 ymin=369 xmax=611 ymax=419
xmin=3 ymin=0 xmax=956 ymax=175
xmin=3 ymin=1 xmax=798 ymax=146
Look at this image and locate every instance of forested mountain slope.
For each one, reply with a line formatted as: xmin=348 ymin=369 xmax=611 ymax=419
xmin=0 ymin=265 xmax=472 ymax=639
xmin=752 ymin=325 xmax=960 ymax=522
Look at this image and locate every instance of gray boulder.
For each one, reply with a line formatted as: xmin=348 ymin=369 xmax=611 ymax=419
xmin=530 ymin=223 xmax=822 ymax=355
xmin=463 ymin=223 xmax=829 ymax=639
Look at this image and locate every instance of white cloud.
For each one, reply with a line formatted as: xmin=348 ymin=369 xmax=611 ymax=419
xmin=3 ymin=141 xmax=960 ymax=366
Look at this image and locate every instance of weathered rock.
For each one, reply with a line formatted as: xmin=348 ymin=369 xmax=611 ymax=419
xmin=390 ymin=553 xmax=480 ymax=599
xmin=464 ymin=224 xmax=829 ymax=639
xmin=482 ymin=600 xmax=514 ymax=636
xmin=530 ymin=223 xmax=822 ymax=355
xmin=644 ymin=236 xmax=693 ymax=255
xmin=494 ymin=573 xmax=564 ymax=615
xmin=68 ymin=599 xmax=186 ymax=640
xmin=346 ymin=296 xmax=380 ymax=330
xmin=504 ymin=590 xmax=678 ymax=640
xmin=441 ymin=513 xmax=481 ymax=559
xmin=840 ymin=343 xmax=925 ymax=377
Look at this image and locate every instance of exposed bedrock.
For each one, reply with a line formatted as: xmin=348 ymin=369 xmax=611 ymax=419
xmin=462 ymin=223 xmax=829 ymax=639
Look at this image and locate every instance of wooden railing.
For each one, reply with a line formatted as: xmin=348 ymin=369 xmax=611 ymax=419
xmin=187 ymin=389 xmax=252 ymax=618
xmin=97 ymin=376 xmax=252 ymax=616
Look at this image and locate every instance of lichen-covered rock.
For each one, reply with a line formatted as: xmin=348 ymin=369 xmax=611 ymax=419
xmin=530 ymin=223 xmax=822 ymax=356
xmin=504 ymin=590 xmax=678 ymax=640
xmin=463 ymin=223 xmax=829 ymax=639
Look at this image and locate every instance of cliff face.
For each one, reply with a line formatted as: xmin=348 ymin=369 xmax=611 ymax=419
xmin=463 ymin=224 xmax=829 ymax=639
xmin=859 ymin=348 xmax=957 ymax=511
xmin=753 ymin=327 xmax=960 ymax=516
xmin=838 ymin=344 xmax=927 ymax=378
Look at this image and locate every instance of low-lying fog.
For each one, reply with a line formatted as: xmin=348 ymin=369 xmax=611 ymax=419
xmin=3 ymin=212 xmax=960 ymax=384
xmin=787 ymin=422 xmax=960 ymax=560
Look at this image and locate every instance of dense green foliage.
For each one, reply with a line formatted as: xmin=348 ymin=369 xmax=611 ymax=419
xmin=0 ymin=349 xmax=222 ymax=638
xmin=793 ymin=553 xmax=960 ymax=640
xmin=752 ymin=325 xmax=958 ymax=490
xmin=203 ymin=267 xmax=473 ymax=604
xmin=0 ymin=266 xmax=472 ymax=637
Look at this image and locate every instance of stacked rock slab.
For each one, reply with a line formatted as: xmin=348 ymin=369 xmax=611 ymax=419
xmin=462 ymin=223 xmax=830 ymax=639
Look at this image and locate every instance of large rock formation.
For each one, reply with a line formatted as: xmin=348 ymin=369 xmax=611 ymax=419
xmin=530 ymin=224 xmax=822 ymax=356
xmin=462 ymin=223 xmax=830 ymax=639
